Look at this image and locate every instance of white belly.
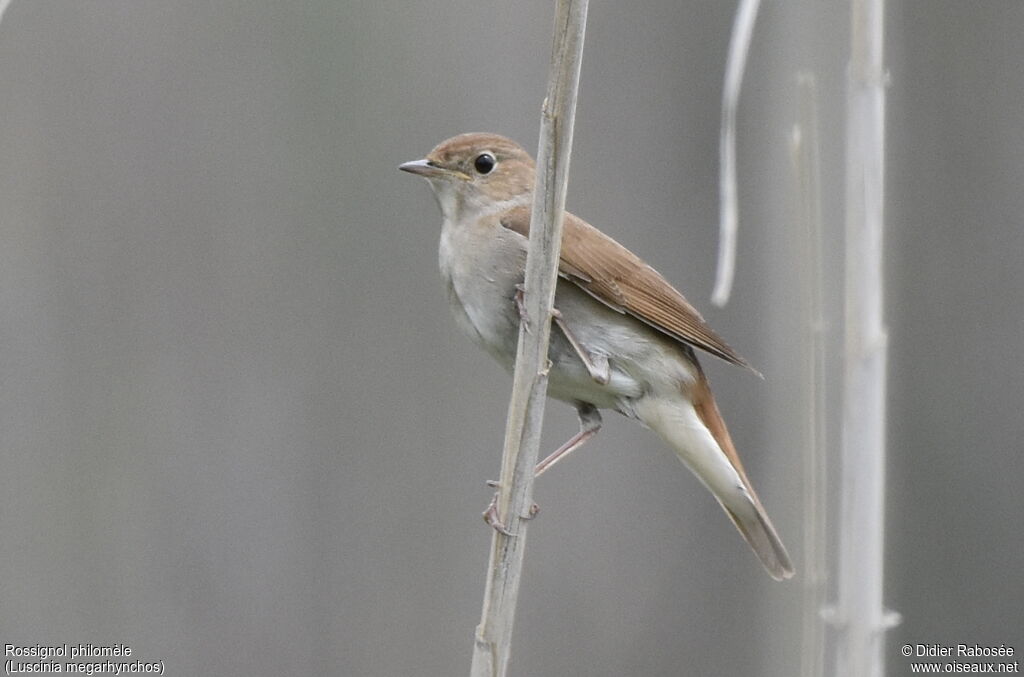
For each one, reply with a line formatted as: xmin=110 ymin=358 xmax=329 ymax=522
xmin=438 ymin=222 xmax=522 ymax=368
xmin=437 ymin=221 xmax=696 ymax=415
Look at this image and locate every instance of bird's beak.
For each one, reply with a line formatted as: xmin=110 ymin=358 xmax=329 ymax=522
xmin=399 ymin=158 xmax=470 ymax=181
xmin=399 ymin=158 xmax=448 ymax=178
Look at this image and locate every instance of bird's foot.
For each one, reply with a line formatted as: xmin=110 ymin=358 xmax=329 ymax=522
xmin=482 ymin=480 xmax=539 ymax=530
xmin=482 ymin=491 xmax=514 ymax=536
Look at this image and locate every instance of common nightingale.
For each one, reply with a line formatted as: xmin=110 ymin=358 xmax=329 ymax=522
xmin=400 ymin=133 xmax=793 ymax=580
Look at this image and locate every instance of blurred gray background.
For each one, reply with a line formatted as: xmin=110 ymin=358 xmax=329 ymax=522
xmin=1 ymin=2 xmax=1021 ymax=675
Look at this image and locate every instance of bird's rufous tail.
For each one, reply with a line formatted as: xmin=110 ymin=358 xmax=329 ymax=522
xmin=635 ymin=371 xmax=794 ymax=581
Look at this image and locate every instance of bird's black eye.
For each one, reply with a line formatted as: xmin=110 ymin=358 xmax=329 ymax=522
xmin=474 ymin=152 xmax=496 ymax=175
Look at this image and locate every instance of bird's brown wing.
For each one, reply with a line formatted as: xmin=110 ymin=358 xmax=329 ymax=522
xmin=500 ymin=205 xmax=757 ymax=373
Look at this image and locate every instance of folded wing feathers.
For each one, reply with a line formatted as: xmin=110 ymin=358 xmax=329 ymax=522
xmin=501 ymin=206 xmax=755 ymax=372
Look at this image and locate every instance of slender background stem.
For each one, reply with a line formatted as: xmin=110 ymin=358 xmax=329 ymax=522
xmin=791 ymin=72 xmax=829 ymax=677
xmin=0 ymin=0 xmax=15 ymax=26
xmin=835 ymin=0 xmax=897 ymax=675
xmin=711 ymin=0 xmax=760 ymax=307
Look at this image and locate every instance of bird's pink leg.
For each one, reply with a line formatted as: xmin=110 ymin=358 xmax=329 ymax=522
xmin=535 ymin=403 xmax=602 ymax=476
xmin=552 ymin=310 xmax=610 ymax=384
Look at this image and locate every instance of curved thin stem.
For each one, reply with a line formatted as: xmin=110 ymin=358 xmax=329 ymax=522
xmin=711 ymin=0 xmax=760 ymax=307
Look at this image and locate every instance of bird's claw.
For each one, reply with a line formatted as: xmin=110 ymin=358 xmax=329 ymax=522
xmin=481 ymin=484 xmax=539 ymax=533
xmin=482 ymin=493 xmax=514 ymax=536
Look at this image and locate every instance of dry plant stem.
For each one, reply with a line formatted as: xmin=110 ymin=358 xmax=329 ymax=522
xmin=469 ymin=1 xmax=589 ymax=676
xmin=791 ymin=73 xmax=828 ymax=677
xmin=711 ymin=0 xmax=761 ymax=307
xmin=835 ymin=0 xmax=898 ymax=676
